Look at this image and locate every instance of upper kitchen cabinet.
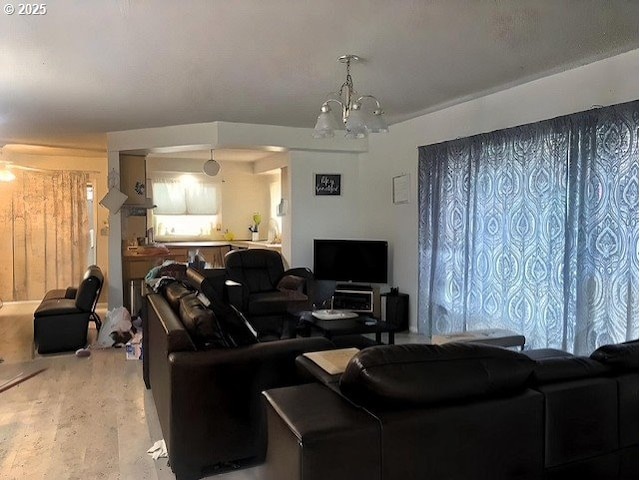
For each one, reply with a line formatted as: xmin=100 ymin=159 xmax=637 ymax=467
xmin=120 ymin=154 xmax=148 ymax=205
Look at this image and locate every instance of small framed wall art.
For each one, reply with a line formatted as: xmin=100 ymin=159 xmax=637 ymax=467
xmin=392 ymin=174 xmax=410 ymax=204
xmin=315 ymin=174 xmax=341 ymax=196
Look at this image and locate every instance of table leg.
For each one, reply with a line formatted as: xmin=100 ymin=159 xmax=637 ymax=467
xmin=375 ymin=332 xmax=382 ymax=344
xmin=388 ymin=331 xmax=395 ymax=345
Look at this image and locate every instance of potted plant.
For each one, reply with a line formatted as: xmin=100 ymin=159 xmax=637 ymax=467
xmin=249 ymin=213 xmax=261 ymax=241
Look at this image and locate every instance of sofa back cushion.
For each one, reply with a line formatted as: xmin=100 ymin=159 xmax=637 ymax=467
xmin=186 ymin=267 xmax=226 ymax=303
xmin=178 ymin=294 xmax=230 ymax=349
xmin=75 ymin=265 xmax=103 ymax=312
xmin=165 ymin=282 xmax=194 ymax=312
xmin=340 ymin=343 xmax=535 ymax=407
xmin=225 ymin=249 xmax=285 ymax=293
xmin=530 ymin=356 xmax=611 ymax=385
xmin=590 ymin=339 xmax=639 ymax=372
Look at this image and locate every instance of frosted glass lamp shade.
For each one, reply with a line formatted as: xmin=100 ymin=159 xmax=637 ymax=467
xmin=313 ymin=110 xmax=341 ymax=139
xmin=344 ymin=107 xmax=368 ymax=139
xmin=366 ymin=111 xmax=389 ymax=133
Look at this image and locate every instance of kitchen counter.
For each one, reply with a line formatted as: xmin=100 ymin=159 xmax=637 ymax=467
xmin=159 ymin=241 xmax=234 ymax=248
xmin=158 ymin=240 xmax=282 ymax=250
xmin=230 ymin=241 xmax=282 ymax=250
xmin=123 ymin=246 xmax=174 ymax=257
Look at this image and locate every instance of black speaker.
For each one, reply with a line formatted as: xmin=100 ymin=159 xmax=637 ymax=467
xmin=381 ymin=292 xmax=409 ymax=330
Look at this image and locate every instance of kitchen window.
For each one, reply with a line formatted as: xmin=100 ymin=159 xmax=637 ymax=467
xmin=151 ymin=174 xmax=221 ymax=240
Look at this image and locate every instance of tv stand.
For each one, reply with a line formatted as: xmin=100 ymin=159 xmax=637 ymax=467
xmin=335 ymin=283 xmax=373 ymax=291
xmin=332 ymin=284 xmax=375 ymax=313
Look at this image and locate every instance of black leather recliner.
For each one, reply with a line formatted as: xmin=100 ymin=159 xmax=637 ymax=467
xmin=33 ymin=265 xmax=103 ymax=353
xmin=224 ymin=249 xmax=313 ymax=340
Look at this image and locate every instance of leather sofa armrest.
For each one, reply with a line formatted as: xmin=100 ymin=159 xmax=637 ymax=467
xmin=283 ymin=267 xmax=313 ymax=281
xmin=147 ymin=293 xmax=196 ymax=353
xmin=295 ymin=355 xmax=342 ymax=389
xmin=280 ymin=267 xmax=314 ymax=306
xmin=262 ymin=383 xmax=381 ymax=480
xmin=282 ymin=267 xmax=313 ymax=291
xmin=164 ymin=337 xmax=336 ymax=472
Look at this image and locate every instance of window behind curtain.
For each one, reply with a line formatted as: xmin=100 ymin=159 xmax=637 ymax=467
xmin=151 ymin=174 xmax=220 ymax=240
xmin=418 ymin=101 xmax=638 ymax=354
xmin=0 ymin=170 xmax=91 ymax=301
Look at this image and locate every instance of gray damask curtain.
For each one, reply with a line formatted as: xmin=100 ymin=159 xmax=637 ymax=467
xmin=418 ymin=101 xmax=638 ymax=354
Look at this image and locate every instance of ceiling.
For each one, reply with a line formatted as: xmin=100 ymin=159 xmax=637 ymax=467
xmin=0 ymin=0 xmax=637 ymax=150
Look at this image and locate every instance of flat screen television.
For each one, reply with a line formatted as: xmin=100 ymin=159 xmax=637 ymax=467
xmin=313 ymin=239 xmax=388 ymax=284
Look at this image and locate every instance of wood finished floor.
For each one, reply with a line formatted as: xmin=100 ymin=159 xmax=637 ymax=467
xmin=0 ymin=302 xmax=262 ymax=480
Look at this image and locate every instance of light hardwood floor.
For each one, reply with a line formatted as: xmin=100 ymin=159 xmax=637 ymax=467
xmin=0 ymin=302 xmax=262 ymax=480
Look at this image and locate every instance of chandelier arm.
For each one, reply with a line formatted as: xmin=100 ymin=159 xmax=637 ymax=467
xmin=324 ymin=91 xmax=344 ymax=102
xmin=355 ymin=94 xmax=383 ymax=112
xmin=322 ymin=98 xmax=345 ymax=109
xmin=322 ymin=98 xmax=348 ymax=124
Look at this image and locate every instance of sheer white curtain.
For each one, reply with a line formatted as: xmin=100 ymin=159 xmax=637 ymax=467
xmin=151 ymin=175 xmax=220 ymax=239
xmin=152 ymin=176 xmax=218 ymax=215
xmin=0 ymin=170 xmax=90 ymax=301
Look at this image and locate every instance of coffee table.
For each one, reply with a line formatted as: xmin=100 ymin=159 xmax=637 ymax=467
xmin=300 ymin=313 xmax=398 ymax=345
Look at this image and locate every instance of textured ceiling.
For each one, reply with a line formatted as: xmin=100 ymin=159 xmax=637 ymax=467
xmin=0 ymin=0 xmax=637 ymax=149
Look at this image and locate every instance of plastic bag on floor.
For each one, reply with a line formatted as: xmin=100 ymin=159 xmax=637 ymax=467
xmin=147 ymin=439 xmax=167 ymax=460
xmin=93 ymin=307 xmax=132 ymax=348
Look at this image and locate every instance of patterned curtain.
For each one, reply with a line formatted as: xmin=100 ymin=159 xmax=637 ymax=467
xmin=418 ymin=101 xmax=638 ymax=354
xmin=0 ymin=170 xmax=90 ymax=301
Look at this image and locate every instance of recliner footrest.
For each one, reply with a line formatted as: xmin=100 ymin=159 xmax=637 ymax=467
xmin=34 ymin=313 xmax=91 ymax=354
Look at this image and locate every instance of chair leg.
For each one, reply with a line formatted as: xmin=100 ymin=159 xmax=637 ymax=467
xmin=90 ymin=312 xmax=102 ymax=331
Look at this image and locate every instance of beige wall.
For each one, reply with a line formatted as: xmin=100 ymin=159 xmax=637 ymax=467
xmin=219 ymin=161 xmax=277 ymax=240
xmin=0 ymin=146 xmax=109 ymax=301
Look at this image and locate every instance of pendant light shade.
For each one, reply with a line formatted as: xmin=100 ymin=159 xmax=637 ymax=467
xmin=203 ymin=150 xmax=220 ymax=176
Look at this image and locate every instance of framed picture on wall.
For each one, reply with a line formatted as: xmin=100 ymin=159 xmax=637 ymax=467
xmin=315 ymin=174 xmax=341 ymax=196
xmin=393 ymin=174 xmax=410 ymax=204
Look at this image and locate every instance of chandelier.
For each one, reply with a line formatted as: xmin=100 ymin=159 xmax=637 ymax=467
xmin=313 ymin=55 xmax=389 ymax=139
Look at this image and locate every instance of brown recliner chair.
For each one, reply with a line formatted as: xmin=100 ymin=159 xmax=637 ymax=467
xmin=224 ymin=249 xmax=313 ymax=340
xmin=33 ymin=265 xmax=103 ymax=353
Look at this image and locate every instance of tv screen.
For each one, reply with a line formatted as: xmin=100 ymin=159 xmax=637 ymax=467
xmin=313 ymin=239 xmax=388 ymax=284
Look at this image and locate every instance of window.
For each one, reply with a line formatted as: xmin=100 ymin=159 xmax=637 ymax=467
xmin=418 ymin=101 xmax=638 ymax=354
xmin=151 ymin=174 xmax=221 ymax=240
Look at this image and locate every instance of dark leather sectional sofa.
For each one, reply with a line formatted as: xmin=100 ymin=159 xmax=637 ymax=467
xmin=143 ymin=265 xmax=637 ymax=480
xmin=262 ymin=340 xmax=638 ymax=480
xmin=143 ymin=267 xmax=372 ymax=480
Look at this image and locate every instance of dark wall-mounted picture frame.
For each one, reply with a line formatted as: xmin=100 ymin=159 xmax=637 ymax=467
xmin=315 ymin=173 xmax=341 ymax=196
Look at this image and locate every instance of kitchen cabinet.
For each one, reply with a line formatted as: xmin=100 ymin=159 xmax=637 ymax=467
xmin=162 ymin=243 xmax=233 ymax=268
xmin=122 ymin=250 xmax=181 ymax=313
